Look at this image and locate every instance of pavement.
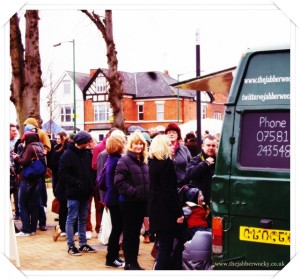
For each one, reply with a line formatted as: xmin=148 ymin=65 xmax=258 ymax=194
xmin=11 ymin=184 xmax=156 ymax=273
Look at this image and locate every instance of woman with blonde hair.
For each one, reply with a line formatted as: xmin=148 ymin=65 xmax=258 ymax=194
xmin=114 ymin=131 xmax=150 ymax=270
xmin=104 ymin=129 xmax=127 ymax=268
xmin=148 ymin=134 xmax=184 ymax=270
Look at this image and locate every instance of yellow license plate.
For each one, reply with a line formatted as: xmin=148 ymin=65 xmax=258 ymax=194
xmin=239 ymin=226 xmax=290 ymax=246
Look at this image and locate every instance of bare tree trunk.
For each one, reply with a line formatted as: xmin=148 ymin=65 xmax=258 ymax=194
xmin=10 ymin=10 xmax=43 ymax=134
xmin=81 ymin=9 xmax=125 ymax=131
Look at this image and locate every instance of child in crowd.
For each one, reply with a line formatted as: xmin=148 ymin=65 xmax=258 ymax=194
xmin=182 ymin=187 xmax=210 ymax=240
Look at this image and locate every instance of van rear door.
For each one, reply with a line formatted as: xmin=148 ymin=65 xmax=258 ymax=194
xmin=212 ymin=49 xmax=290 ymax=269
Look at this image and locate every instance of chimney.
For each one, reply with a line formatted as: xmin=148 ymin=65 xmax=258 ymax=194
xmin=90 ymin=69 xmax=98 ymax=78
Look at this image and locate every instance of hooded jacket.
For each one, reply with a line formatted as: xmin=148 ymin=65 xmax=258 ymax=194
xmin=23 ymin=118 xmax=51 ymax=153
xmin=58 ymin=142 xmax=95 ymax=200
xmin=14 ymin=132 xmax=45 ymax=179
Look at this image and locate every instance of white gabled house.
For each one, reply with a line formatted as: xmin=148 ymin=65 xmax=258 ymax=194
xmin=44 ymin=70 xmax=90 ymax=135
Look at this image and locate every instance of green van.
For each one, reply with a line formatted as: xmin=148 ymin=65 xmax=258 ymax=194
xmin=211 ymin=45 xmax=290 ymax=270
xmin=173 ymin=44 xmax=290 ymax=270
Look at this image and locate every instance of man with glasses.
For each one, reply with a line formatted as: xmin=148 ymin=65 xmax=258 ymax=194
xmin=184 ymin=134 xmax=218 ymax=207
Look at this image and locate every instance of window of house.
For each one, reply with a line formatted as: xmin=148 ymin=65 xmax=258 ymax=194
xmin=156 ymin=102 xmax=164 ymax=121
xmin=94 ymin=103 xmax=110 ymax=121
xmin=214 ymin=112 xmax=222 ymax=120
xmin=60 ymin=105 xmax=73 ymax=123
xmin=63 ymin=80 xmax=71 ymax=94
xmin=138 ymin=104 xmax=144 ymax=121
xmin=96 ymin=76 xmax=107 ymax=93
xmin=202 ymin=104 xmax=207 ymax=119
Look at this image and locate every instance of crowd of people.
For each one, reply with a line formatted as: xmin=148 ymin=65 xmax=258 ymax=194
xmin=10 ymin=119 xmax=219 ymax=270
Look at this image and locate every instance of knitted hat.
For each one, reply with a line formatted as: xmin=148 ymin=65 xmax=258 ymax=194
xmin=24 ymin=124 xmax=37 ymax=133
xmin=165 ymin=122 xmax=182 ymax=140
xmin=73 ymin=131 xmax=92 ymax=145
xmin=185 ymin=188 xmax=200 ymax=204
xmin=21 ymin=131 xmax=39 ymax=143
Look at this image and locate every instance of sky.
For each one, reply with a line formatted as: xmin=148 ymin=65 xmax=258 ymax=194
xmin=7 ymin=2 xmax=292 ymax=123
xmin=1 ymin=1 xmax=300 ymax=279
xmin=39 ymin=7 xmax=291 ymax=81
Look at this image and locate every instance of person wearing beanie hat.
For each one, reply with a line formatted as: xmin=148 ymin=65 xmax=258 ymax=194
xmin=59 ymin=130 xmax=97 ymax=255
xmin=185 ymin=187 xmax=200 ymax=204
xmin=165 ymin=122 xmax=192 ymax=187
xmin=73 ymin=131 xmax=92 ymax=145
xmin=24 ymin=124 xmax=38 ymax=133
xmin=182 ymin=187 xmax=210 ymax=240
xmin=165 ymin=122 xmax=182 ymax=141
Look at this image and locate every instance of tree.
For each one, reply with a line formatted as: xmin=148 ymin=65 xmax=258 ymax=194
xmin=81 ymin=10 xmax=125 ymax=131
xmin=43 ymin=64 xmax=60 ymax=136
xmin=10 ymin=10 xmax=42 ymax=135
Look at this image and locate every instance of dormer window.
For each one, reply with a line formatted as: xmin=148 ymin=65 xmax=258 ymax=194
xmin=96 ymin=76 xmax=107 ymax=93
xmin=63 ymin=80 xmax=71 ymax=94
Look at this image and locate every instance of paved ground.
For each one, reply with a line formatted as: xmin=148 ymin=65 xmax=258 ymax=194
xmin=11 ymin=184 xmax=156 ymax=272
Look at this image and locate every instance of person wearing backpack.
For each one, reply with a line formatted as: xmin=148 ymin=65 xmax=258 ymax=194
xmin=13 ymin=132 xmax=45 ymax=237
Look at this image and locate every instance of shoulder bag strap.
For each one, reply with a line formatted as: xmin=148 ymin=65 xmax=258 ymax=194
xmin=31 ymin=146 xmax=38 ymax=160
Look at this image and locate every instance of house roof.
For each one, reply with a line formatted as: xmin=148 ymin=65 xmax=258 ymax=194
xmin=83 ymin=68 xmax=213 ymax=101
xmin=66 ymin=71 xmax=90 ymax=92
xmin=133 ymin=71 xmax=195 ymax=99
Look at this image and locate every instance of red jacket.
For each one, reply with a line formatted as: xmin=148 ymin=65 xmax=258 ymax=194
xmin=187 ymin=206 xmax=208 ymax=228
xmin=91 ymin=137 xmax=107 ymax=170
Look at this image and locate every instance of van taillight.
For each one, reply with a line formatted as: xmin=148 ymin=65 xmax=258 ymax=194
xmin=212 ymin=217 xmax=223 ymax=254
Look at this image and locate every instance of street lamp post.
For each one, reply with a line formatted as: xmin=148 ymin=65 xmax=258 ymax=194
xmin=195 ymin=29 xmax=201 ymax=153
xmin=177 ymin=74 xmax=180 ymax=123
xmin=53 ymin=39 xmax=77 ymax=134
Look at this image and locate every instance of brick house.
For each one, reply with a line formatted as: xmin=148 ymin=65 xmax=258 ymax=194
xmin=46 ymin=68 xmax=230 ymax=141
xmin=83 ymin=68 xmax=214 ymax=141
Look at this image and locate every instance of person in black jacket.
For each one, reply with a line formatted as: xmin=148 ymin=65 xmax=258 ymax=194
xmin=114 ymin=131 xmax=150 ymax=270
xmin=184 ymin=134 xmax=218 ymax=207
xmin=59 ymin=131 xmax=96 ymax=256
xmin=148 ymin=134 xmax=184 ymax=270
xmin=50 ymin=132 xmax=77 ymax=241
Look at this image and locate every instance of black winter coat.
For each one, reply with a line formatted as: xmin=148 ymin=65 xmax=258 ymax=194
xmin=114 ymin=151 xmax=150 ymax=202
xmin=148 ymin=158 xmax=183 ymax=232
xmin=184 ymin=151 xmax=216 ymax=205
xmin=58 ymin=143 xmax=95 ymax=201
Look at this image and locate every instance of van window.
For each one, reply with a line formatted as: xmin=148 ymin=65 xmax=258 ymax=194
xmin=238 ymin=110 xmax=290 ymax=170
xmin=237 ymin=52 xmax=290 ymax=106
